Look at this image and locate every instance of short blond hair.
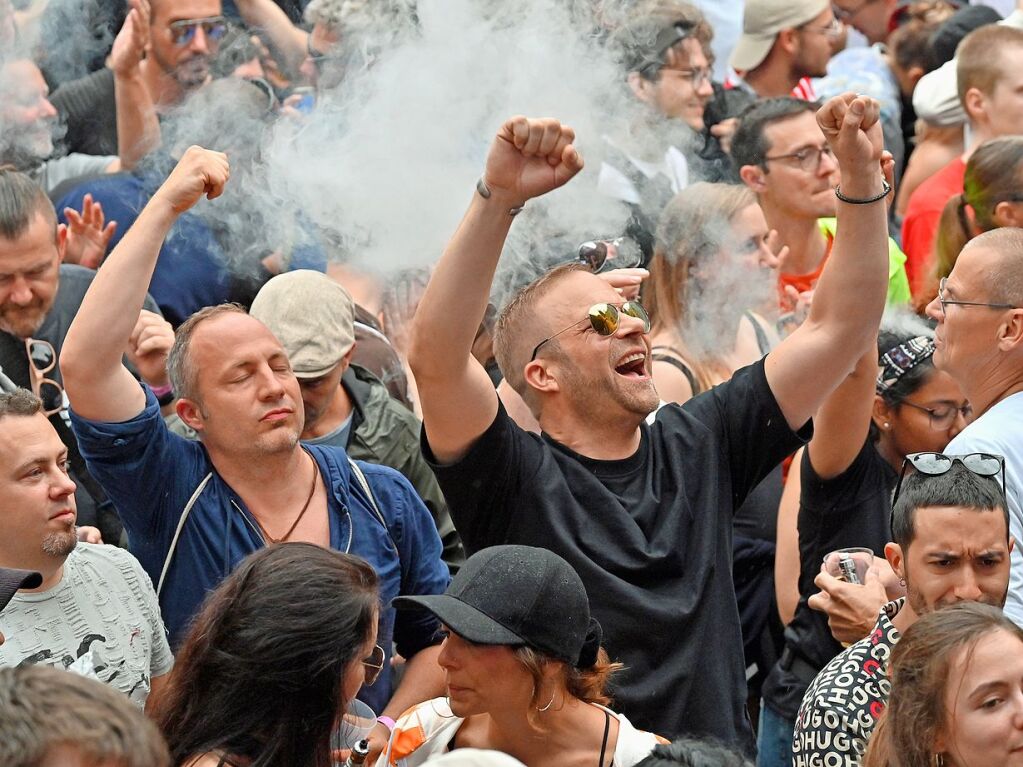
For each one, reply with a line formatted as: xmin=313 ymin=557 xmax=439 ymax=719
xmin=957 ymin=25 xmax=1023 ymax=107
xmin=493 ymin=263 xmax=589 ymax=411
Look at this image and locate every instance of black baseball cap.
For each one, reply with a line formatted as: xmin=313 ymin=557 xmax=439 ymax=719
xmin=0 ymin=568 xmax=42 ymax=613
xmin=394 ymin=545 xmax=595 ymax=667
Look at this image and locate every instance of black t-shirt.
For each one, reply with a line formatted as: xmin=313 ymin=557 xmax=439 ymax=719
xmin=761 ymin=438 xmax=896 ymax=720
xmin=425 ymin=359 xmax=808 ymax=751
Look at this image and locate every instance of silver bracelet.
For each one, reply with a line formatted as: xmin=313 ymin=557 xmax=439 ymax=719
xmin=477 ymin=177 xmax=524 ymax=217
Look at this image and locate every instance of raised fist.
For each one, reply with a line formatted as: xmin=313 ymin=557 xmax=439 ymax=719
xmin=483 ymin=117 xmax=584 ymax=205
xmin=816 ymin=93 xmax=883 ymax=174
xmin=154 ymin=146 xmax=230 ymax=216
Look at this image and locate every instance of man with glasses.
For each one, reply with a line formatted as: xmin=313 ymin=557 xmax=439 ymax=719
xmin=727 ymin=0 xmax=839 ymax=101
xmin=601 ymin=3 xmax=732 ymax=261
xmin=733 ymin=97 xmax=910 ymax=325
xmin=408 ymin=93 xmax=891 ymax=752
xmin=832 ymin=0 xmax=899 ymax=44
xmin=794 ymin=454 xmax=1012 ymax=765
xmin=923 ymin=226 xmax=1023 ymax=627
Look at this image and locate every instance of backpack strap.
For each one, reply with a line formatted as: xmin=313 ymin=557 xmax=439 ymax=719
xmin=157 ymin=472 xmax=213 ymax=598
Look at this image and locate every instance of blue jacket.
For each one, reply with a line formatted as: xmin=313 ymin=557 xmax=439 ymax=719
xmin=70 ymin=385 xmax=449 ymax=712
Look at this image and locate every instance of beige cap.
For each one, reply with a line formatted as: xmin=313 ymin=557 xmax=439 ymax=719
xmin=729 ymin=0 xmax=829 ymax=72
xmin=249 ymin=270 xmax=355 ymax=378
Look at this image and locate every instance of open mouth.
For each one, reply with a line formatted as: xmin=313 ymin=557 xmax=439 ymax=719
xmin=614 ymin=352 xmax=648 ymax=378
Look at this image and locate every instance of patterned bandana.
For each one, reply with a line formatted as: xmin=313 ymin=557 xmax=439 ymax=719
xmin=876 ymin=335 xmax=935 ymax=394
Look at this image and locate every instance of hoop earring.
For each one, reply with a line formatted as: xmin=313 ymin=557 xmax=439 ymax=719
xmin=538 ymin=692 xmax=555 ymax=712
xmin=933 ymin=753 xmax=946 ymax=767
xmin=900 ymin=578 xmax=906 ymax=587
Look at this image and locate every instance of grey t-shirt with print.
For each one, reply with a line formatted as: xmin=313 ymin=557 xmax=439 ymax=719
xmin=0 ymin=543 xmax=174 ymax=706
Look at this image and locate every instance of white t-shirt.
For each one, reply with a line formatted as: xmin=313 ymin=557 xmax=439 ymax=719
xmin=946 ymin=391 xmax=1023 ymax=625
xmin=382 ymin=698 xmax=665 ymax=767
xmin=0 ymin=543 xmax=174 ymax=706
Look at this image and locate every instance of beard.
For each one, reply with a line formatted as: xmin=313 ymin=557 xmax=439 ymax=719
xmin=0 ymin=117 xmax=62 ymax=169
xmin=0 ymin=298 xmax=51 ymax=338
xmin=42 ymin=523 xmax=78 ymax=558
xmin=174 ymin=54 xmax=212 ymax=90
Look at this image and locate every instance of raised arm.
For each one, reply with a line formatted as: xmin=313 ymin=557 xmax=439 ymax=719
xmin=408 ymin=117 xmax=582 ymax=463
xmin=111 ymin=0 xmax=161 ymax=169
xmin=766 ymin=94 xmax=888 ymax=430
xmin=60 ymin=147 xmax=230 ymax=422
xmin=233 ymin=0 xmax=309 ymax=74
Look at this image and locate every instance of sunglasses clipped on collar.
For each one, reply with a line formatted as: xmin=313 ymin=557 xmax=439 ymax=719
xmin=25 ymin=338 xmax=64 ymax=416
xmin=530 ymin=300 xmax=650 ymax=361
xmin=169 ymin=16 xmax=228 ymax=47
xmin=891 ymin=452 xmax=1006 ymax=510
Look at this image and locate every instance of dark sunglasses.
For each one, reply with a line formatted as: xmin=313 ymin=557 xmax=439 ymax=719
xmin=891 ymin=452 xmax=1006 ymax=511
xmin=25 ymin=338 xmax=64 ymax=416
xmin=361 ymin=644 xmax=385 ymax=686
xmin=530 ymin=300 xmax=650 ymax=361
xmin=576 ymin=237 xmax=642 ymax=273
xmin=169 ymin=16 xmax=227 ymax=47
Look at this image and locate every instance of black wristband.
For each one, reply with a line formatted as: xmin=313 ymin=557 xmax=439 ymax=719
xmin=834 ymin=179 xmax=892 ymax=205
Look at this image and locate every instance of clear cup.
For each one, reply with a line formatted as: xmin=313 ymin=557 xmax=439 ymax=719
xmin=823 ymin=547 xmax=874 ymax=585
xmin=331 ymin=699 xmax=376 ymax=766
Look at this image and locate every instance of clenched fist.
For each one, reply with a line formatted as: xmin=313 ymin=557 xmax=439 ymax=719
xmin=483 ymin=117 xmax=584 ymax=205
xmin=816 ymin=93 xmax=883 ymax=176
xmin=153 ymin=146 xmax=230 ymax=216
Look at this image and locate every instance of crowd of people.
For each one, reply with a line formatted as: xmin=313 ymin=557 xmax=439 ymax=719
xmin=2 ymin=0 xmax=1023 ymax=765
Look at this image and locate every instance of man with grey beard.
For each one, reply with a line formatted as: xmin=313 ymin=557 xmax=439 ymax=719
xmin=0 ymin=388 xmax=173 ymax=709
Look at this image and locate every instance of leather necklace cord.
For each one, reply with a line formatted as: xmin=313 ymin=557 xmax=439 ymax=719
xmin=252 ymin=450 xmax=319 ymax=544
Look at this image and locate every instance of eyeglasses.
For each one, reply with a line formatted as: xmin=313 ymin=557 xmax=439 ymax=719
xmin=764 ymin=144 xmax=835 ymax=173
xmin=25 ymin=338 xmax=63 ymax=416
xmin=891 ymin=452 xmax=1006 ymax=511
xmin=361 ymin=644 xmax=385 ymax=686
xmin=530 ymin=301 xmax=651 ymax=362
xmin=832 ymin=0 xmax=876 ymax=23
xmin=802 ymin=18 xmax=843 ymax=38
xmin=168 ymin=16 xmax=227 ymax=47
xmin=894 ymin=398 xmax=973 ymax=430
xmin=660 ymin=66 xmax=712 ymax=89
xmin=936 ymin=277 xmax=1017 ymax=318
xmin=576 ymin=237 xmax=643 ymax=273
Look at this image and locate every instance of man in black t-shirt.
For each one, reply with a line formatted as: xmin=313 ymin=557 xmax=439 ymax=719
xmin=408 ymin=96 xmax=891 ymax=751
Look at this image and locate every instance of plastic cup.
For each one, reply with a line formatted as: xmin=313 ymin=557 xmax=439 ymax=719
xmin=331 ymin=699 xmax=376 ymax=766
xmin=823 ymin=547 xmax=874 ymax=585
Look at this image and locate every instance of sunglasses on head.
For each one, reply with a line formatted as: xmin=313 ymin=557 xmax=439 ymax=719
xmin=576 ymin=237 xmax=642 ymax=274
xmin=169 ymin=16 xmax=227 ymax=47
xmin=530 ymin=300 xmax=650 ymax=361
xmin=891 ymin=452 xmax=1006 ymax=511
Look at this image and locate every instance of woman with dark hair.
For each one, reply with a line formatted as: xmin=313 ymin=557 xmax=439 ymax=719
xmin=760 ymin=317 xmax=970 ymax=767
xmin=864 ymin=602 xmax=1023 ymax=767
xmin=928 ymin=136 xmax=1023 ymax=308
xmin=383 ymin=545 xmax=666 ymax=767
xmin=152 ymin=543 xmax=380 ymax=767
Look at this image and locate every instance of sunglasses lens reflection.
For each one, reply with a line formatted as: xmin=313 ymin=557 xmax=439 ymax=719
xmin=622 ymin=301 xmax=651 ymax=331
xmin=578 ymin=242 xmax=607 ymax=272
xmin=589 ymin=304 xmax=619 ymax=336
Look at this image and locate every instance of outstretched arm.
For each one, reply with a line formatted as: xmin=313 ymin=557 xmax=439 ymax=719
xmin=60 ymin=147 xmax=230 ymax=422
xmin=408 ymin=117 xmax=583 ymax=463
xmin=766 ymin=94 xmax=889 ymax=430
xmin=233 ymin=0 xmax=309 ymax=73
xmin=111 ymin=0 xmax=161 ymax=169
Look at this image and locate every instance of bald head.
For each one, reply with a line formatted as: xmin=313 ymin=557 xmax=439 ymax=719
xmin=963 ymin=227 xmax=1023 ymax=306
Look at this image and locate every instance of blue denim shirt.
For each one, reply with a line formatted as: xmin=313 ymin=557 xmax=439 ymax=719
xmin=70 ymin=385 xmax=449 ymax=712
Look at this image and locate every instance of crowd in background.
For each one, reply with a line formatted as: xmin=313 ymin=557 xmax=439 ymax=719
xmin=3 ymin=0 xmax=1023 ymax=766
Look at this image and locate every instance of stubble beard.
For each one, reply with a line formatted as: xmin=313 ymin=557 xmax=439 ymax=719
xmin=42 ymin=521 xmax=78 ymax=558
